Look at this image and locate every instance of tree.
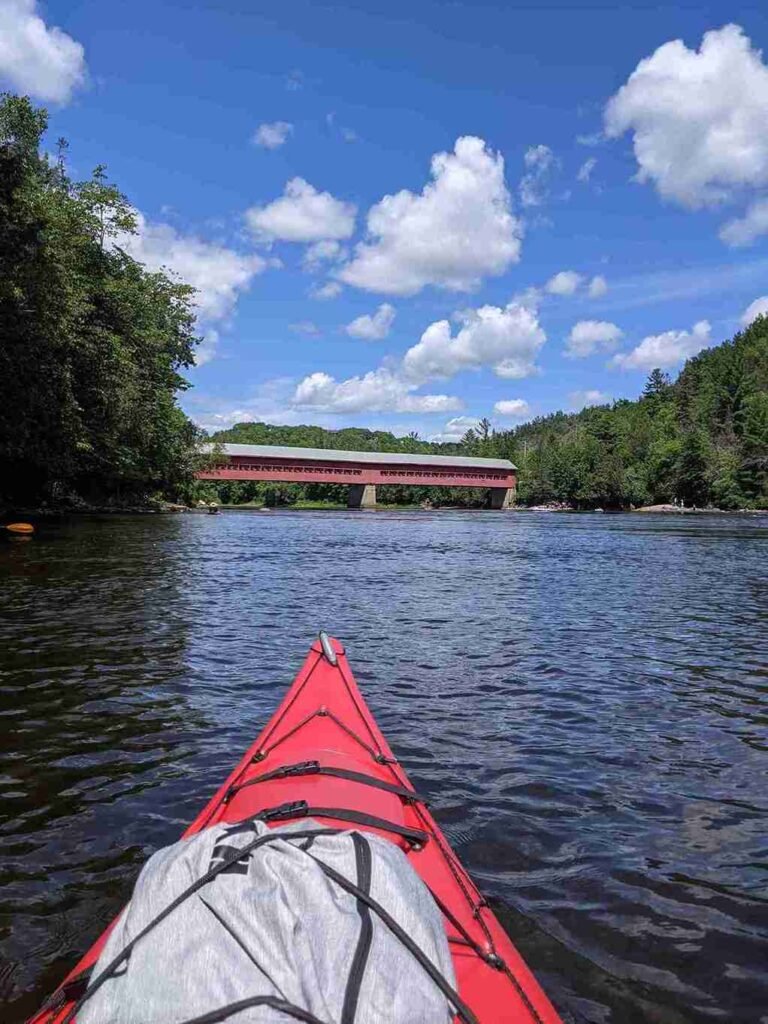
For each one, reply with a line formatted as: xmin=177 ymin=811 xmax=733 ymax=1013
xmin=643 ymin=368 xmax=672 ymax=399
xmin=402 ymin=430 xmax=422 ymax=454
xmin=738 ymin=392 xmax=768 ymax=502
xmin=0 ymin=94 xmax=202 ymax=506
xmin=675 ymin=430 xmax=710 ymax=506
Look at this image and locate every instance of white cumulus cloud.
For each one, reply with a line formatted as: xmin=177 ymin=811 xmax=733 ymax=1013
xmin=545 ymin=270 xmax=583 ymax=296
xmin=294 ymin=297 xmax=545 ymax=420
xmin=494 ymin=398 xmax=530 ymax=417
xmin=289 ymin=320 xmax=321 ymax=336
xmin=577 ymin=132 xmax=604 ymax=147
xmin=604 ymin=24 xmax=768 ymax=209
xmin=292 ymin=369 xmax=462 ymax=415
xmin=719 ymin=198 xmax=768 ymax=247
xmin=118 ymin=213 xmax=267 ymax=365
xmin=293 ymin=298 xmax=544 ymax=419
xmin=252 ymin=121 xmax=293 ymax=149
xmin=402 ymin=301 xmax=545 ymax=383
xmin=339 ymin=136 xmax=522 ymax=296
xmin=740 ymin=296 xmax=768 ymax=326
xmin=309 ymin=280 xmax=343 ymax=301
xmin=577 ymin=157 xmax=597 ymax=183
xmin=303 ymin=239 xmax=345 ymax=271
xmin=430 ymin=416 xmax=480 ymax=443
xmin=519 ymin=144 xmax=555 ymax=207
xmin=0 ymin=0 xmax=86 ymax=102
xmin=569 ymin=389 xmax=611 ymax=410
xmin=345 ymin=303 xmax=396 ymax=341
xmin=246 ymin=177 xmax=356 ymax=242
xmin=588 ymin=274 xmax=608 ymax=298
xmin=612 ymin=320 xmax=712 ymax=370
xmin=566 ymin=319 xmax=623 ymax=358
xmin=187 ymin=378 xmax=310 ymax=432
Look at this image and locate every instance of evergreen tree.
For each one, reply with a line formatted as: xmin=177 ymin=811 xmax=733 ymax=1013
xmin=643 ymin=368 xmax=672 ymax=398
xmin=676 ymin=430 xmax=710 ymax=506
xmin=738 ymin=392 xmax=768 ymax=502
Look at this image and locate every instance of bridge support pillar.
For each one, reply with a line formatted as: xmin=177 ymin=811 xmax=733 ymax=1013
xmin=348 ymin=483 xmax=377 ymax=509
xmin=489 ymin=486 xmax=514 ymax=510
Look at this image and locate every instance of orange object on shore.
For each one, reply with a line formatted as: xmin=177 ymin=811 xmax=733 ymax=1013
xmin=5 ymin=522 xmax=35 ymax=534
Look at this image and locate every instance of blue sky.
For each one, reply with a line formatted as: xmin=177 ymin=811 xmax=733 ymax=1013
xmin=5 ymin=0 xmax=768 ymax=441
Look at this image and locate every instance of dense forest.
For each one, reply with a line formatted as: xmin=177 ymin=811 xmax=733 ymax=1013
xmin=210 ymin=319 xmax=768 ymax=510
xmin=500 ymin=319 xmax=768 ymax=509
xmin=0 ymin=95 xmax=204 ymax=508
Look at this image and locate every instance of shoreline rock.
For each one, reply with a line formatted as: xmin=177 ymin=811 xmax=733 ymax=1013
xmin=522 ymin=501 xmax=575 ymax=512
xmin=633 ymin=503 xmax=692 ymax=514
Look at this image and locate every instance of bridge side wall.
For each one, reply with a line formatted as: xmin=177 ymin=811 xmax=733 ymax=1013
xmin=196 ymin=456 xmax=517 ymax=508
xmin=197 ymin=456 xmax=516 ymax=491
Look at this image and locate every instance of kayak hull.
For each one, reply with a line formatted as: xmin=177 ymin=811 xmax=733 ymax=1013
xmin=31 ymin=635 xmax=562 ymax=1024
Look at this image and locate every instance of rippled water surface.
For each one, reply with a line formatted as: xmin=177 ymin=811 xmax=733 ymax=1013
xmin=1 ymin=510 xmax=767 ymax=1022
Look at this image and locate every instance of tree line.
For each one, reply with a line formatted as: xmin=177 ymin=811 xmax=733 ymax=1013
xmin=0 ymin=94 xmax=204 ymax=508
xmin=488 ymin=320 xmax=768 ymax=509
xmin=211 ymin=320 xmax=768 ymax=510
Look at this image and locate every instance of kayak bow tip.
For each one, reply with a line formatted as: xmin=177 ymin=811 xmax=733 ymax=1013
xmin=318 ymin=630 xmax=339 ymax=665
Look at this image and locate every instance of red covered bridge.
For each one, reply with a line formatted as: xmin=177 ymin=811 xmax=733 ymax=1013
xmin=197 ymin=444 xmax=517 ymax=509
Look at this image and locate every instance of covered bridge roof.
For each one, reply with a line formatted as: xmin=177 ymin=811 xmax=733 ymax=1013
xmin=216 ymin=443 xmax=517 ymax=472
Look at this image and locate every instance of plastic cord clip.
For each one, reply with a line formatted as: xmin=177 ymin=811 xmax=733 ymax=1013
xmin=258 ymin=800 xmax=309 ymax=822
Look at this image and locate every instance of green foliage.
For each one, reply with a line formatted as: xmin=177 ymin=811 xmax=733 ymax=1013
xmin=0 ymin=94 xmax=203 ymax=506
xmin=213 ymin=420 xmax=460 ymax=456
xmin=738 ymin=391 xmax=768 ymax=501
xmin=501 ymin=322 xmax=768 ymax=509
xmin=643 ymin=368 xmax=672 ymax=399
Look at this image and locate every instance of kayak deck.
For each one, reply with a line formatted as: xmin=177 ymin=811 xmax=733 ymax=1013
xmin=32 ymin=634 xmax=561 ymax=1024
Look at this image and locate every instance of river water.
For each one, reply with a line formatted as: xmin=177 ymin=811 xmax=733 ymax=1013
xmin=1 ymin=510 xmax=766 ymax=1023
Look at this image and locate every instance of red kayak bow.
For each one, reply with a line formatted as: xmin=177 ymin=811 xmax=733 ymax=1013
xmin=31 ymin=633 xmax=562 ymax=1024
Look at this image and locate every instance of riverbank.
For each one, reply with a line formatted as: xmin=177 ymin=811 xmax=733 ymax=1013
xmin=1 ymin=499 xmax=190 ymax=518
xmin=4 ymin=499 xmax=767 ymax=518
xmin=521 ymin=501 xmax=768 ymax=515
xmin=630 ymin=503 xmax=766 ymax=514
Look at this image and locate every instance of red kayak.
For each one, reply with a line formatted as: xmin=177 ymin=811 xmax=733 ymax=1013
xmin=31 ymin=633 xmax=562 ymax=1024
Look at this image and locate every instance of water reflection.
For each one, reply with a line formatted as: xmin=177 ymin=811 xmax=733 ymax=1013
xmin=0 ymin=518 xmax=205 ymax=1020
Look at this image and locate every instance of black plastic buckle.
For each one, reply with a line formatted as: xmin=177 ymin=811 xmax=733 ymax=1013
xmin=275 ymin=760 xmax=320 ymax=778
xmin=260 ymin=800 xmax=309 ymax=821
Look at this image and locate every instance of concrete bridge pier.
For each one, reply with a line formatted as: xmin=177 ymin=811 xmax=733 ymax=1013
xmin=348 ymin=483 xmax=377 ymax=509
xmin=489 ymin=486 xmax=514 ymax=510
